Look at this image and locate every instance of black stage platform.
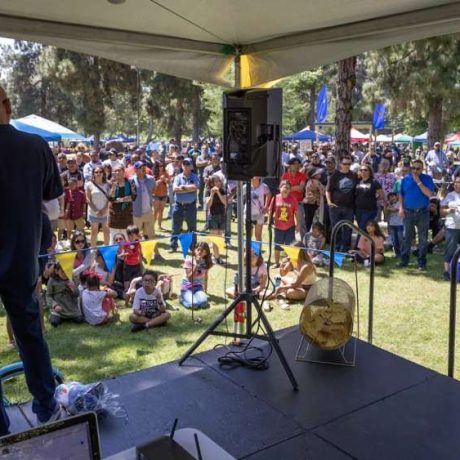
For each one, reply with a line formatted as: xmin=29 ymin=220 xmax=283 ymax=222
xmin=7 ymin=326 xmax=460 ymax=459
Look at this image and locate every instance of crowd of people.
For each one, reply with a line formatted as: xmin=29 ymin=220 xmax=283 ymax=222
xmin=4 ymin=134 xmax=460 ymax=343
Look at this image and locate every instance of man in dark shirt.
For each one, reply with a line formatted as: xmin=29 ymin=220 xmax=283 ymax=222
xmin=326 ymin=155 xmax=357 ymax=252
xmin=0 ymin=86 xmax=64 ymax=435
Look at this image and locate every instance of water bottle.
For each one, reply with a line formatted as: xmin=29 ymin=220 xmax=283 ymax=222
xmin=274 ymin=275 xmax=281 ymax=288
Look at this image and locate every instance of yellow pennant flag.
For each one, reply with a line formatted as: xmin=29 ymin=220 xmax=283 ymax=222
xmin=206 ymin=235 xmax=226 ymax=254
xmin=140 ymin=240 xmax=158 ymax=264
xmin=55 ymin=252 xmax=76 ymax=280
xmin=282 ymin=245 xmax=300 ymax=265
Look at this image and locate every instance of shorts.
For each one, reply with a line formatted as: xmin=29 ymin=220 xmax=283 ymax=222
xmin=251 ymin=215 xmax=264 ymax=226
xmin=207 ymin=214 xmax=225 ymax=231
xmin=123 ymin=263 xmax=143 ymax=283
xmin=153 ymin=196 xmax=168 ymax=202
xmin=88 ymin=214 xmax=108 ymax=225
xmin=274 ymin=226 xmax=296 ymax=251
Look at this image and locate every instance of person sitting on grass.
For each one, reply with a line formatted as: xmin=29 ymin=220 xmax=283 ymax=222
xmin=81 ymin=272 xmax=119 ymax=326
xmin=350 ymin=220 xmax=385 ymax=266
xmin=45 ymin=261 xmax=83 ymax=327
xmin=180 ymin=242 xmax=213 ymax=309
xmin=226 ymin=247 xmax=268 ymax=299
xmin=303 ymin=222 xmax=327 ymax=266
xmin=130 ymin=270 xmax=171 ymax=333
xmin=269 ymin=180 xmax=300 ymax=268
xmin=267 ymin=249 xmax=317 ymax=310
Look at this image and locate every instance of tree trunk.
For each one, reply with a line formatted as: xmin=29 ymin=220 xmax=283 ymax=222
xmin=174 ymin=100 xmax=184 ymax=146
xmin=191 ymin=84 xmax=201 ymax=142
xmin=307 ymin=86 xmax=316 ymax=131
xmin=145 ymin=113 xmax=154 ymax=144
xmin=427 ymin=96 xmax=443 ymax=149
xmin=94 ymin=133 xmax=100 ymax=150
xmin=335 ymin=57 xmax=356 ymax=160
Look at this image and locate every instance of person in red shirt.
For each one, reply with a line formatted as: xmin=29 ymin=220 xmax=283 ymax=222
xmin=121 ymin=225 xmax=144 ymax=289
xmin=281 ymin=157 xmax=307 ymax=238
xmin=270 ymin=181 xmax=300 ymax=267
xmin=64 ymin=177 xmax=86 ymax=239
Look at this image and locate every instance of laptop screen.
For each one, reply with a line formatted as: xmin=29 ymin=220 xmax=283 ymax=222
xmin=0 ymin=412 xmax=100 ymax=460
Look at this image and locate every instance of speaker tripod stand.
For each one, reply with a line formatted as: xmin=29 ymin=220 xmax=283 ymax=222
xmin=178 ymin=180 xmax=298 ymax=391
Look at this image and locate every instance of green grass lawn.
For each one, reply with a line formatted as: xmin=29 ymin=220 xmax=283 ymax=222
xmin=1 ymin=210 xmax=458 ymax=403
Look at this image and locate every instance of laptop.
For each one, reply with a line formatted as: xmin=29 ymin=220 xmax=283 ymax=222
xmin=0 ymin=412 xmax=101 ymax=459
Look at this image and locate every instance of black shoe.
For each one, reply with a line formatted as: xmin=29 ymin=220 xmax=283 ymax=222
xmin=72 ymin=316 xmax=84 ymax=323
xmin=443 ymin=271 xmax=450 ymax=281
xmin=131 ymin=323 xmax=146 ymax=333
xmin=49 ymin=314 xmax=62 ymax=327
xmin=397 ymin=262 xmax=408 ymax=268
xmin=167 ymin=247 xmax=177 ymax=254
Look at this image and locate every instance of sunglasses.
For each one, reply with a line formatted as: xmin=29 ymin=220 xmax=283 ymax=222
xmin=115 ymin=238 xmax=124 ymax=242
xmin=75 ymin=239 xmax=85 ymax=244
xmin=342 ymin=162 xmax=352 ymax=166
xmin=143 ymin=278 xmax=155 ymax=283
xmin=94 ymin=171 xmax=103 ymax=174
xmin=411 ymin=167 xmax=422 ymax=171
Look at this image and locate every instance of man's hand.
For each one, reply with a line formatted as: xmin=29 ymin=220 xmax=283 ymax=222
xmin=328 ymin=202 xmax=338 ymax=208
xmin=399 ymin=208 xmax=405 ymax=220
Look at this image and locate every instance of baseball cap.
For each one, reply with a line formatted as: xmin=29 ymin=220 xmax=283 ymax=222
xmin=182 ymin=158 xmax=193 ymax=166
xmin=134 ymin=161 xmax=145 ymax=169
xmin=287 ymin=157 xmax=301 ymax=165
xmin=109 ymin=148 xmax=117 ymax=154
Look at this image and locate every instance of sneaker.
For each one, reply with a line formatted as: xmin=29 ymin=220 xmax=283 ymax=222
xmin=131 ymin=323 xmax=146 ymax=333
xmin=37 ymin=402 xmax=62 ymax=425
xmin=397 ymin=262 xmax=408 ymax=268
xmin=167 ymin=247 xmax=177 ymax=254
xmin=280 ymin=302 xmax=291 ymax=311
xmin=443 ymin=271 xmax=450 ymax=281
xmin=418 ymin=265 xmax=427 ymax=271
xmin=272 ymin=263 xmax=280 ymax=269
xmin=263 ymin=303 xmax=273 ymax=312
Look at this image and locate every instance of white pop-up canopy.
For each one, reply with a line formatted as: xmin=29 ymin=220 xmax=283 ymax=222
xmin=0 ymin=1 xmax=460 ymax=87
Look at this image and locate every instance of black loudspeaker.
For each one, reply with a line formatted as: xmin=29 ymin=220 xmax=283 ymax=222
xmin=223 ymin=88 xmax=282 ymax=180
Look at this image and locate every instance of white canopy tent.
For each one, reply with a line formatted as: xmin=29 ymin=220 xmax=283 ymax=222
xmin=0 ymin=1 xmax=460 ymax=87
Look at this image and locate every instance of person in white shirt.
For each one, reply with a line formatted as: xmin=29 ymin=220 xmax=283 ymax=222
xmin=441 ymin=177 xmax=460 ymax=280
xmin=130 ymin=271 xmax=170 ymax=332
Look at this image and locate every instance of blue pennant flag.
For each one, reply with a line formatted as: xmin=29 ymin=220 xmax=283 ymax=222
xmin=372 ymin=103 xmax=385 ymax=130
xmin=178 ymin=233 xmax=193 ymax=258
xmin=319 ymin=250 xmax=345 ymax=267
xmin=98 ymin=245 xmax=118 ymax=272
xmin=250 ymin=241 xmax=262 ymax=256
xmin=316 ymin=84 xmax=328 ymax=123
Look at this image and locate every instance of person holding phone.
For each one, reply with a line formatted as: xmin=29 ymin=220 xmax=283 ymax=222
xmin=398 ymin=159 xmax=435 ymax=270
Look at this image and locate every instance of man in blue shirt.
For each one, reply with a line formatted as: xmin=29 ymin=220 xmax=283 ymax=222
xmin=0 ymin=86 xmax=64 ymax=435
xmin=169 ymin=158 xmax=200 ymax=252
xmin=399 ymin=159 xmax=435 ymax=269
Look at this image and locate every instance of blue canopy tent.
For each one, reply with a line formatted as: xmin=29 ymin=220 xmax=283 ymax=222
xmin=17 ymin=114 xmax=85 ymax=141
xmin=284 ymin=128 xmax=331 ymax=142
xmin=10 ymin=119 xmax=62 ymax=142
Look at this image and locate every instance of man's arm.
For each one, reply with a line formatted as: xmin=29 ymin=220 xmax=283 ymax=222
xmin=42 ymin=143 xmax=64 ymax=201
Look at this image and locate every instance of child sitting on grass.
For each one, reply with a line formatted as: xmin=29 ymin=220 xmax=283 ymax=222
xmin=350 ymin=220 xmax=386 ymax=265
xmin=45 ymin=261 xmax=83 ymax=327
xmin=130 ymin=270 xmax=171 ymax=333
xmin=303 ymin=222 xmax=326 ymax=266
xmin=81 ymin=272 xmax=119 ymax=325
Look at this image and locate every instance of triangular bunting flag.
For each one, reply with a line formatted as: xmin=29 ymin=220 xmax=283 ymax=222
xmin=140 ymin=240 xmax=158 ymax=264
xmin=178 ymin=232 xmax=193 ymax=258
xmin=206 ymin=235 xmax=225 ymax=254
xmin=98 ymin=244 xmax=118 ymax=272
xmin=250 ymin=241 xmax=262 ymax=256
xmin=282 ymin=245 xmax=300 ymax=265
xmin=319 ymin=250 xmax=345 ymax=268
xmin=55 ymin=251 xmax=76 ymax=280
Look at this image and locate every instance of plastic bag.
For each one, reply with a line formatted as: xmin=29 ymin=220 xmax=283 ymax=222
xmin=55 ymin=381 xmax=127 ymax=420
